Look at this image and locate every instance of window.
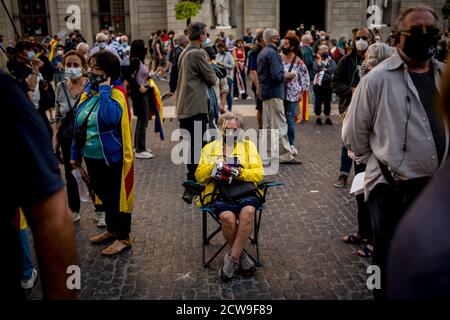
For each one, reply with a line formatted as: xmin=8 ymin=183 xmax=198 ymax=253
xmin=98 ymin=0 xmax=127 ymax=33
xmin=18 ymin=0 xmax=49 ymax=36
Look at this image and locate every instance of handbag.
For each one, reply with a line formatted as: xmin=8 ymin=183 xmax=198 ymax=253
xmin=218 ymin=179 xmax=258 ymax=201
xmin=56 ymin=83 xmax=80 ymax=143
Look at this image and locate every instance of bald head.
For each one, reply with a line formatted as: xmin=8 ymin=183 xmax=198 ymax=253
xmin=177 ymin=35 xmax=189 ymax=48
xmin=76 ymin=42 xmax=89 ymax=54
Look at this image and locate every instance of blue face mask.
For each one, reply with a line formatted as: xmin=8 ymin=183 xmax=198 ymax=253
xmin=27 ymin=50 xmax=35 ymax=61
xmin=98 ymin=42 xmax=106 ymax=50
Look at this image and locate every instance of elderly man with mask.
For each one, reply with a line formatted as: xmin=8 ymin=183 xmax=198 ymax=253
xmin=89 ymin=32 xmax=121 ymax=61
xmin=342 ymin=5 xmax=447 ymax=299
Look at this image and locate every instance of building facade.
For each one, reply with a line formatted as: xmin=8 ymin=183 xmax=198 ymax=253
xmin=0 ymin=0 xmax=447 ymax=45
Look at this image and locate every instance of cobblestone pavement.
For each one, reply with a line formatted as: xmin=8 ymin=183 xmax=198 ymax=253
xmin=28 ymin=103 xmax=373 ymax=300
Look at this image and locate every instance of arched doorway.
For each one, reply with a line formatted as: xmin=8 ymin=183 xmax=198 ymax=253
xmin=279 ymin=0 xmax=326 ymax=35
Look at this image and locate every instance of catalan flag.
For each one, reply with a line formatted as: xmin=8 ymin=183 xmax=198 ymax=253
xmin=148 ymin=79 xmax=165 ymax=140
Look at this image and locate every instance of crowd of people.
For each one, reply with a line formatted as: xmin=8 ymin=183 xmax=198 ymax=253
xmin=2 ymin=3 xmax=450 ymax=300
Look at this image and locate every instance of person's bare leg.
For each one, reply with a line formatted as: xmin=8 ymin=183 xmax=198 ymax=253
xmin=257 ymin=110 xmax=262 ymax=129
xmin=230 ymin=206 xmax=254 ymax=259
xmin=219 ymin=211 xmax=237 ymax=247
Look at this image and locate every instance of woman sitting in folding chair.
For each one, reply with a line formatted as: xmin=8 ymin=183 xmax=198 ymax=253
xmin=195 ymin=112 xmax=264 ymax=282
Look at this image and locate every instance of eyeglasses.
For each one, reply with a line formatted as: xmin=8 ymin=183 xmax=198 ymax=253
xmin=400 ymin=26 xmax=440 ymax=37
xmin=355 ymin=36 xmax=369 ymax=41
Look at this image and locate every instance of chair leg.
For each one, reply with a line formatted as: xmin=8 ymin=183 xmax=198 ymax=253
xmin=204 ymin=242 xmax=227 ymax=268
xmin=202 ymin=210 xmax=207 ymax=267
xmin=254 ymin=209 xmax=262 ymax=267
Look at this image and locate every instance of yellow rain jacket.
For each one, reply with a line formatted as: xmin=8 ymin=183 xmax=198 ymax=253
xmin=195 ymin=139 xmax=264 ymax=206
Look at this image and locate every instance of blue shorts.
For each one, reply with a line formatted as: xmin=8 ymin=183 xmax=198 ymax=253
xmin=212 ymin=196 xmax=261 ymax=219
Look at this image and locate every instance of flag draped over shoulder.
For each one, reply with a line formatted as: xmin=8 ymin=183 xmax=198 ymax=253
xmin=111 ymin=85 xmax=135 ymax=214
xmin=148 ymin=79 xmax=164 ymax=140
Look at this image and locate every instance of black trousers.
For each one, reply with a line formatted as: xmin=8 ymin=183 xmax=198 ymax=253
xmin=179 ymin=114 xmax=208 ymax=181
xmin=313 ymin=85 xmax=332 ymax=116
xmin=369 ymin=178 xmax=429 ymax=299
xmin=133 ymin=94 xmax=150 ymax=153
xmin=61 ymin=136 xmax=80 ymax=213
xmin=355 ymin=162 xmax=371 ymax=242
xmin=84 ymin=158 xmax=131 ymax=240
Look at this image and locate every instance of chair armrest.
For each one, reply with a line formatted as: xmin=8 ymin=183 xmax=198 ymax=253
xmin=182 ymin=180 xmax=205 ymax=195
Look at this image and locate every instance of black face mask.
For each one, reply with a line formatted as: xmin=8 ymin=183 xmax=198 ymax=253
xmin=321 ymin=53 xmax=329 ymax=59
xmin=402 ymin=33 xmax=438 ymax=62
xmin=281 ymin=47 xmax=291 ymax=55
xmin=87 ymin=72 xmax=106 ymax=87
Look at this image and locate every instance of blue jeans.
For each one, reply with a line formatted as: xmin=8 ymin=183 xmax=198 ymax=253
xmin=19 ymin=228 xmax=34 ymax=280
xmin=340 ymin=145 xmax=353 ymax=176
xmin=226 ymin=78 xmax=233 ymax=111
xmin=284 ymin=100 xmax=297 ymax=146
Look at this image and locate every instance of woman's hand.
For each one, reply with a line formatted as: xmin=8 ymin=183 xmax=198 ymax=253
xmin=139 ymin=85 xmax=148 ymax=94
xmin=100 ymin=77 xmax=111 ymax=87
xmin=70 ymin=160 xmax=80 ymax=169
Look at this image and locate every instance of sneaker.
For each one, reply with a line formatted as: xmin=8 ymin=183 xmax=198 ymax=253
xmin=72 ymin=212 xmax=80 ymax=223
xmin=239 ymin=251 xmax=256 ymax=276
xmin=219 ymin=253 xmax=240 ymax=282
xmin=333 ymin=175 xmax=348 ymax=188
xmin=21 ymin=268 xmax=38 ymax=290
xmin=233 ymin=97 xmax=238 ymax=101
xmin=325 ymin=117 xmax=333 ymax=125
xmin=135 ymin=151 xmax=154 ymax=159
xmin=316 ymin=117 xmax=323 ymax=125
xmin=290 ymin=145 xmax=298 ymax=156
xmin=96 ymin=212 xmax=107 ymax=227
xmin=246 ymin=96 xmax=252 ymax=100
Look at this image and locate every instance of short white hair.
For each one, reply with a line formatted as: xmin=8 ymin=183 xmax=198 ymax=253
xmin=365 ymin=43 xmax=394 ymax=69
xmin=301 ymin=34 xmax=312 ymax=44
xmin=264 ymin=28 xmax=278 ymax=43
xmin=96 ymin=32 xmax=107 ymax=42
xmin=218 ymin=112 xmax=245 ymax=131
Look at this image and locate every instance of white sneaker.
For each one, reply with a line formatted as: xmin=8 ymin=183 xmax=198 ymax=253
xmin=96 ymin=212 xmax=107 ymax=228
xmin=72 ymin=212 xmax=80 ymax=223
xmin=233 ymin=97 xmax=238 ymax=101
xmin=135 ymin=151 xmax=154 ymax=159
xmin=21 ymin=268 xmax=38 ymax=290
xmin=246 ymin=96 xmax=252 ymax=100
xmin=290 ymin=145 xmax=298 ymax=156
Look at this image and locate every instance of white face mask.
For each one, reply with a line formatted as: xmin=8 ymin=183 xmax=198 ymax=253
xmin=355 ymin=39 xmax=369 ymax=52
xmin=65 ymin=67 xmax=82 ymax=79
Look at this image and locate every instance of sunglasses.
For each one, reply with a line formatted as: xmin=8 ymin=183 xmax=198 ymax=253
xmin=401 ymin=26 xmax=440 ymax=37
xmin=355 ymin=36 xmax=369 ymax=41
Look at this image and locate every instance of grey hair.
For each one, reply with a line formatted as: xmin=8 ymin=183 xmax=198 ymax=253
xmin=218 ymin=112 xmax=245 ymax=131
xmin=188 ymin=22 xmax=207 ymax=41
xmin=264 ymin=28 xmax=278 ymax=43
xmin=365 ymin=42 xmax=394 ymax=69
xmin=177 ymin=35 xmax=189 ymax=47
xmin=301 ymin=34 xmax=312 ymax=44
xmin=394 ymin=5 xmax=438 ymax=31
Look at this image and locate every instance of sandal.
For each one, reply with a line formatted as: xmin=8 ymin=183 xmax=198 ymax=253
xmin=342 ymin=232 xmax=368 ymax=244
xmin=102 ymin=239 xmax=132 ymax=256
xmin=357 ymin=244 xmax=373 ymax=258
xmin=90 ymin=231 xmax=116 ymax=244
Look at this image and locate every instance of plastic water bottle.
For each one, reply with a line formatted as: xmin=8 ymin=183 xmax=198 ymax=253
xmin=72 ymin=169 xmax=90 ymax=202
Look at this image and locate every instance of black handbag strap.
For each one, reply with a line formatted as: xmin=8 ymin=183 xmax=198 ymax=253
xmin=78 ymin=99 xmax=98 ymax=129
